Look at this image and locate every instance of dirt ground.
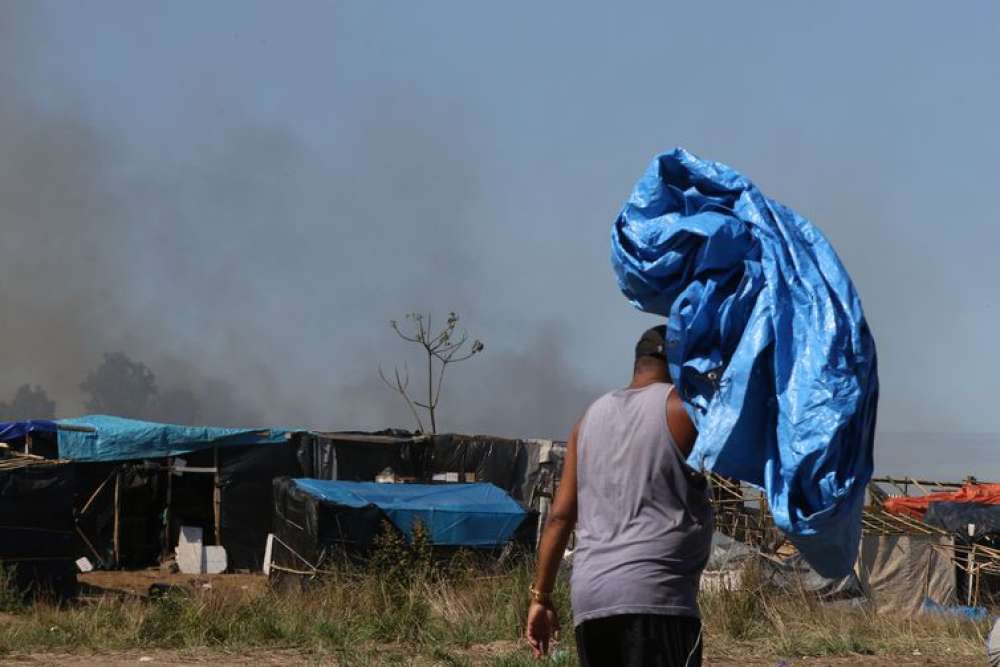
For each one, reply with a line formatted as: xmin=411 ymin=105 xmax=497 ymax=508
xmin=77 ymin=568 xmax=266 ymax=599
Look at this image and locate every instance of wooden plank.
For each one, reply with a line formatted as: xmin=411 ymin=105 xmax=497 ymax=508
xmin=113 ymin=468 xmax=121 ymax=567
xmin=163 ymin=457 xmax=173 ymax=562
xmin=870 ymin=476 xmax=971 ymax=489
xmin=308 ymin=432 xmax=431 ymax=445
xmin=213 ymin=446 xmax=222 ymax=547
xmin=54 ymin=424 xmax=97 ymax=433
xmin=79 ymin=468 xmax=117 ymax=517
xmin=169 ymin=466 xmax=217 ymax=474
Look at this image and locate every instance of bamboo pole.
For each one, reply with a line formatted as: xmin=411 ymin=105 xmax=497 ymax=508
xmin=163 ymin=457 xmax=173 ymax=562
xmin=113 ymin=467 xmax=121 ymax=567
xmin=75 ymin=525 xmax=105 ymax=569
xmin=213 ymin=446 xmax=222 ymax=547
xmin=80 ymin=468 xmax=117 ymax=518
xmin=871 ymin=476 xmax=971 ymax=489
xmin=966 ymin=544 xmax=975 ymax=606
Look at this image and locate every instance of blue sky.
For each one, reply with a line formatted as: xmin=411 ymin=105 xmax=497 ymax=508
xmin=2 ymin=1 xmax=999 ymax=477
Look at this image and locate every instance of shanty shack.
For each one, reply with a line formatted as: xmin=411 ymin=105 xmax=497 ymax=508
xmin=874 ymin=476 xmax=1000 ymax=607
xmin=705 ymin=471 xmax=1000 ymax=613
xmin=3 ymin=416 xmax=565 ymax=576
xmin=56 ymin=415 xmax=297 ymax=571
xmin=269 ymin=478 xmax=527 ymax=582
xmin=292 ymin=430 xmax=564 ymax=545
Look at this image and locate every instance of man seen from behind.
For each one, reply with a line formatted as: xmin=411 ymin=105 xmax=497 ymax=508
xmin=525 ymin=325 xmax=713 ymax=666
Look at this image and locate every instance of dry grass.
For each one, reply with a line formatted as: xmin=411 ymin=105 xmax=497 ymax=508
xmin=0 ymin=557 xmax=991 ymax=665
xmin=700 ymin=564 xmax=991 ymax=662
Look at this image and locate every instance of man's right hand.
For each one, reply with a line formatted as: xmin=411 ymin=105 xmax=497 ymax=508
xmin=525 ymin=601 xmax=560 ymax=658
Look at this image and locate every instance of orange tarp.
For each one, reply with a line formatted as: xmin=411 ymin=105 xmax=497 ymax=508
xmin=883 ymin=483 xmax=1000 ymax=519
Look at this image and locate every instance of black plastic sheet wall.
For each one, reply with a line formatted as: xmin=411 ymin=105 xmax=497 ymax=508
xmin=295 ymin=430 xmax=428 ymax=481
xmin=219 ymin=442 xmax=301 ymax=570
xmin=925 ymin=502 xmax=1000 ymax=540
xmin=0 ymin=461 xmax=78 ymax=596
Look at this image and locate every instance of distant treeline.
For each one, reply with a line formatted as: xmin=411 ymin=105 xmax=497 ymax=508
xmin=1 ymin=352 xmax=203 ymax=424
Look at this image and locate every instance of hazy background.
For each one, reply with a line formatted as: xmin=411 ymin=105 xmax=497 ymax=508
xmin=1 ymin=1 xmax=998 ymax=478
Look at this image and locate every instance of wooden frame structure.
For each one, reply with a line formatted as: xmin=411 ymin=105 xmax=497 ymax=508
xmin=706 ymin=473 xmax=1000 ymax=605
xmin=867 ymin=475 xmax=1000 ymax=607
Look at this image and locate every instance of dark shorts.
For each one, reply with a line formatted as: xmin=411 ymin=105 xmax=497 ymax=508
xmin=574 ymin=614 xmax=702 ymax=667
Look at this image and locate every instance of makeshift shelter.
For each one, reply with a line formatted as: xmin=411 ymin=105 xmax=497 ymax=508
xmin=0 ymin=452 xmax=78 ymax=597
xmin=292 ymin=431 xmax=563 ymax=547
xmin=56 ymin=415 xmax=296 ymax=571
xmin=269 ymin=478 xmax=527 ymax=579
xmin=855 ymin=533 xmax=958 ymax=615
xmin=2 ymin=418 xmax=564 ymax=575
xmin=870 ymin=476 xmax=1000 ymax=607
xmin=699 ymin=473 xmax=998 ymax=613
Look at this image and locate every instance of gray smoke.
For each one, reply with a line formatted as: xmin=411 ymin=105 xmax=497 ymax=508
xmin=0 ymin=3 xmax=605 ymax=438
xmin=3 ymin=2 xmax=1000 ymax=477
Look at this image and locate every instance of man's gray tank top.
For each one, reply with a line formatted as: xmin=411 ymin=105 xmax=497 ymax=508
xmin=570 ymin=382 xmax=713 ymax=625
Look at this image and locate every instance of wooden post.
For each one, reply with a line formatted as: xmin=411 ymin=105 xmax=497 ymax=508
xmin=24 ymin=432 xmax=32 ymax=455
xmin=163 ymin=457 xmax=173 ymax=562
xmin=967 ymin=543 xmax=976 ymax=606
xmin=113 ymin=467 xmax=121 ymax=567
xmin=213 ymin=446 xmax=222 ymax=546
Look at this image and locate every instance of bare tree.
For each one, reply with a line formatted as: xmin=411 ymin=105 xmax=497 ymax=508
xmin=379 ymin=312 xmax=484 ymax=433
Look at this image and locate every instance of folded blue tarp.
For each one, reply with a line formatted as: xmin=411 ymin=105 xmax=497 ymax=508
xmin=293 ymin=480 xmax=526 ymax=547
xmin=57 ymin=414 xmax=289 ymax=462
xmin=611 ymin=148 xmax=878 ymax=577
xmin=0 ymin=420 xmax=58 ymax=443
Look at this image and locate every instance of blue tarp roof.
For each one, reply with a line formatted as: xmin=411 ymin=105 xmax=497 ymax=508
xmin=56 ymin=415 xmax=289 ymax=462
xmin=293 ymin=480 xmax=526 ymax=547
xmin=0 ymin=420 xmax=58 ymax=443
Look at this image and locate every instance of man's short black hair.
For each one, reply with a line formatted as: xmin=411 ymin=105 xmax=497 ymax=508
xmin=635 ymin=325 xmax=667 ymax=363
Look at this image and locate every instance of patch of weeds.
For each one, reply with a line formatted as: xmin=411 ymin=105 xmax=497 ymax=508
xmin=136 ymin=592 xmax=188 ymax=647
xmin=0 ymin=562 xmax=25 ymax=613
xmin=431 ymin=646 xmax=472 ymax=666
xmin=490 ymin=648 xmax=575 ymax=667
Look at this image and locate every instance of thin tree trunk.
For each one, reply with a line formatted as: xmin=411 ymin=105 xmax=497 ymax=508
xmin=428 ymin=349 xmax=436 ymax=433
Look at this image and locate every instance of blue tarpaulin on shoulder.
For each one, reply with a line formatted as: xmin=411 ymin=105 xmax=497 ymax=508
xmin=0 ymin=420 xmax=58 ymax=443
xmin=293 ymin=480 xmax=526 ymax=547
xmin=611 ymin=148 xmax=878 ymax=577
xmin=56 ymin=415 xmax=289 ymax=462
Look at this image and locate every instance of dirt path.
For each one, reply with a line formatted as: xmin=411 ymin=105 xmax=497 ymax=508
xmin=2 ymin=650 xmax=981 ymax=666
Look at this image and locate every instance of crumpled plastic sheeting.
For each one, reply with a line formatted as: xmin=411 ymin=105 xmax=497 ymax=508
xmin=611 ymin=148 xmax=878 ymax=577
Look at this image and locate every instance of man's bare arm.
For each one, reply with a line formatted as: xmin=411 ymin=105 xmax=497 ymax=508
xmin=531 ymin=421 xmax=579 ymax=596
xmin=667 ymin=388 xmax=697 ymax=458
